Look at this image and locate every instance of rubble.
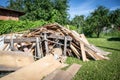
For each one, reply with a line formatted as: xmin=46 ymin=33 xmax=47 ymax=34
xmin=1 ymin=23 xmax=110 ymax=61
xmin=0 ymin=23 xmax=110 ymax=79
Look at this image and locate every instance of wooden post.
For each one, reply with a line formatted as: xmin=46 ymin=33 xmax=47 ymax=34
xmin=63 ymin=37 xmax=67 ymax=56
xmin=36 ymin=37 xmax=41 ymax=59
xmin=44 ymin=33 xmax=49 ymax=55
xmin=80 ymin=41 xmax=87 ymax=61
xmin=10 ymin=37 xmax=14 ymax=51
xmin=39 ymin=37 xmax=43 ymax=58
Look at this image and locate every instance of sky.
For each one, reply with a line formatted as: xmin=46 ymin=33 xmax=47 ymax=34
xmin=0 ymin=0 xmax=120 ymax=19
xmin=68 ymin=0 xmax=120 ymax=19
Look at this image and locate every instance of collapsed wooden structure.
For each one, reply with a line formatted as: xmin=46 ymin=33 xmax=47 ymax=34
xmin=0 ymin=23 xmax=111 ymax=80
xmin=1 ymin=23 xmax=110 ymax=61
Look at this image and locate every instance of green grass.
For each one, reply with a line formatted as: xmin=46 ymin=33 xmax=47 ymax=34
xmin=66 ymin=38 xmax=120 ymax=80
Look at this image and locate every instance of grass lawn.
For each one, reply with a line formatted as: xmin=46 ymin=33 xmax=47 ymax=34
xmin=66 ymin=38 xmax=120 ymax=80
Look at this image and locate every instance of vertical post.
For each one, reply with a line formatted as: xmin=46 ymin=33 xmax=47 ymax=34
xmin=44 ymin=33 xmax=49 ymax=55
xmin=39 ymin=37 xmax=43 ymax=58
xmin=10 ymin=37 xmax=14 ymax=51
xmin=80 ymin=41 xmax=87 ymax=61
xmin=36 ymin=37 xmax=41 ymax=59
xmin=64 ymin=37 xmax=67 ymax=56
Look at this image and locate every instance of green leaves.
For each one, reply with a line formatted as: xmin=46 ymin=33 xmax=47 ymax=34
xmin=0 ymin=20 xmax=48 ymax=35
xmin=6 ymin=0 xmax=69 ymax=24
xmin=109 ymin=9 xmax=120 ymax=28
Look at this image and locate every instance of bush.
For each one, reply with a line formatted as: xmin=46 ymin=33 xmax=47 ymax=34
xmin=0 ymin=20 xmax=48 ymax=35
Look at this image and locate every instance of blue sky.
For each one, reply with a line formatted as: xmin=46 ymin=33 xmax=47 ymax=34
xmin=0 ymin=0 xmax=120 ymax=19
xmin=68 ymin=0 xmax=120 ymax=19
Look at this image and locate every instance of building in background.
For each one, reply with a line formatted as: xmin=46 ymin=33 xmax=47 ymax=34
xmin=0 ymin=7 xmax=25 ymax=21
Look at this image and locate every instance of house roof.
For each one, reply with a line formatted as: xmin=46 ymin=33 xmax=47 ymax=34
xmin=0 ymin=7 xmax=25 ymax=16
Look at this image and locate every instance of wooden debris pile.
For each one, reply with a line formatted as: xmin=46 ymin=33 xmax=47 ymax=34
xmin=2 ymin=23 xmax=110 ymax=61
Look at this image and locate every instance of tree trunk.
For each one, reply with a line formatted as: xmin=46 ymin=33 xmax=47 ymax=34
xmin=97 ymin=31 xmax=100 ymax=38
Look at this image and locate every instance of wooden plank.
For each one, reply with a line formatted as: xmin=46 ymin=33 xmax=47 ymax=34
xmin=2 ymin=44 xmax=8 ymax=51
xmin=0 ymin=65 xmax=19 ymax=71
xmin=10 ymin=37 xmax=14 ymax=51
xmin=36 ymin=37 xmax=41 ymax=59
xmin=70 ymin=44 xmax=80 ymax=59
xmin=51 ymin=48 xmax=62 ymax=58
xmin=4 ymin=38 xmax=36 ymax=43
xmin=0 ymin=50 xmax=34 ymax=71
xmin=4 ymin=36 xmax=72 ymax=43
xmin=65 ymin=63 xmax=81 ymax=80
xmin=43 ymin=70 xmax=61 ymax=80
xmin=45 ymin=63 xmax=81 ymax=80
xmin=80 ymin=41 xmax=87 ymax=61
xmin=0 ymin=55 xmax=61 ymax=80
xmin=44 ymin=33 xmax=49 ymax=55
xmin=63 ymin=37 xmax=67 ymax=56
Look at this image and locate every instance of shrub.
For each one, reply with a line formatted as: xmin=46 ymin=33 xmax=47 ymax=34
xmin=0 ymin=20 xmax=48 ymax=35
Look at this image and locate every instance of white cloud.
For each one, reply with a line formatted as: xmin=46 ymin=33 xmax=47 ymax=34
xmin=110 ymin=6 xmax=120 ymax=10
xmin=68 ymin=0 xmax=95 ymax=19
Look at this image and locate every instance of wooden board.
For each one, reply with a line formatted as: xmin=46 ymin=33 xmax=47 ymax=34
xmin=79 ymin=34 xmax=89 ymax=45
xmin=80 ymin=41 xmax=87 ymax=61
xmin=70 ymin=44 xmax=80 ymax=59
xmin=44 ymin=63 xmax=81 ymax=80
xmin=0 ymin=50 xmax=34 ymax=71
xmin=0 ymin=55 xmax=61 ymax=80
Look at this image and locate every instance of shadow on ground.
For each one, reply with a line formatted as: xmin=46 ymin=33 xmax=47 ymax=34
xmin=97 ymin=46 xmax=120 ymax=51
xmin=107 ymin=37 xmax=120 ymax=41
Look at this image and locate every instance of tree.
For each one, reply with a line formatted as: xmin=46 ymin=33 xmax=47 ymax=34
xmin=6 ymin=0 xmax=69 ymax=24
xmin=52 ymin=0 xmax=69 ymax=24
xmin=109 ymin=9 xmax=120 ymax=28
xmin=7 ymin=0 xmax=24 ymax=11
xmin=89 ymin=6 xmax=110 ymax=37
xmin=71 ymin=15 xmax=85 ymax=33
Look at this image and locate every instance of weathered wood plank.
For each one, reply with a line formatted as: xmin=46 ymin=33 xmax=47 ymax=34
xmin=0 ymin=50 xmax=34 ymax=71
xmin=63 ymin=37 xmax=67 ymax=56
xmin=70 ymin=44 xmax=80 ymax=59
xmin=45 ymin=63 xmax=81 ymax=80
xmin=0 ymin=55 xmax=61 ymax=80
xmin=80 ymin=41 xmax=87 ymax=61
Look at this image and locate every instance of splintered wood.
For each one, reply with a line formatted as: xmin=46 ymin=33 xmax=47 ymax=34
xmin=43 ymin=63 xmax=81 ymax=80
xmin=2 ymin=23 xmax=109 ymax=61
xmin=0 ymin=50 xmax=34 ymax=71
xmin=0 ymin=55 xmax=62 ymax=80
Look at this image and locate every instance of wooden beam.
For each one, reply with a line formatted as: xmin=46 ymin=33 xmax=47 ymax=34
xmin=70 ymin=44 xmax=80 ymax=59
xmin=44 ymin=33 xmax=49 ymax=55
xmin=44 ymin=63 xmax=81 ymax=80
xmin=63 ymin=37 xmax=67 ymax=56
xmin=0 ymin=55 xmax=61 ymax=80
xmin=36 ymin=37 xmax=41 ymax=59
xmin=4 ymin=35 xmax=72 ymax=43
xmin=80 ymin=41 xmax=87 ymax=61
xmin=0 ymin=50 xmax=34 ymax=71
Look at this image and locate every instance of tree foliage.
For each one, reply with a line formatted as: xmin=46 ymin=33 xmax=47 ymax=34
xmin=109 ymin=8 xmax=120 ymax=28
xmin=70 ymin=6 xmax=120 ymax=38
xmin=88 ymin=6 xmax=110 ymax=37
xmin=7 ymin=0 xmax=69 ymax=24
xmin=71 ymin=15 xmax=85 ymax=33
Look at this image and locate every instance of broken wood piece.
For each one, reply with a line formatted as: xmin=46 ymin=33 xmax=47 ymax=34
xmin=0 ymin=50 xmax=34 ymax=71
xmin=63 ymin=37 xmax=67 ymax=56
xmin=0 ymin=55 xmax=62 ymax=80
xmin=70 ymin=44 xmax=81 ymax=59
xmin=52 ymin=48 xmax=62 ymax=60
xmin=44 ymin=63 xmax=81 ymax=80
xmin=79 ymin=34 xmax=90 ymax=45
xmin=10 ymin=36 xmax=14 ymax=51
xmin=80 ymin=41 xmax=88 ymax=61
xmin=35 ymin=37 xmax=41 ymax=59
xmin=2 ymin=44 xmax=8 ymax=51
xmin=44 ymin=33 xmax=49 ymax=55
